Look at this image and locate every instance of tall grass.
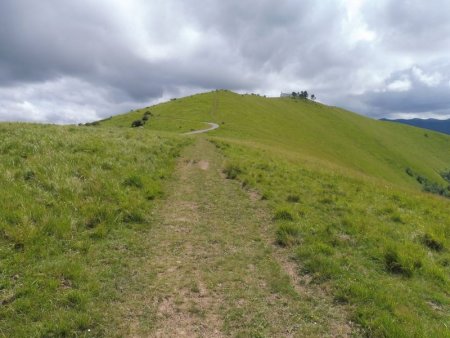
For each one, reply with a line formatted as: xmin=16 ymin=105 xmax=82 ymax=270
xmin=0 ymin=123 xmax=187 ymax=336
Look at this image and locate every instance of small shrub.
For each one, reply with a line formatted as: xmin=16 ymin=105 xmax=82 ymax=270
xmin=405 ymin=167 xmax=414 ymax=177
xmin=223 ymin=163 xmax=241 ymax=179
xmin=421 ymin=233 xmax=444 ymax=251
xmin=142 ymin=115 xmax=149 ymax=121
xmin=274 ymin=208 xmax=294 ymax=221
xmin=440 ymin=169 xmax=450 ymax=183
xmin=416 ymin=175 xmax=426 ymax=184
xmin=123 ymin=175 xmax=143 ymax=188
xmin=84 ymin=121 xmax=100 ymax=127
xmin=131 ymin=120 xmax=144 ymax=128
xmin=423 ymin=181 xmax=449 ymax=197
xmin=276 ymin=223 xmax=301 ymax=246
xmin=413 ymin=172 xmax=450 ymax=197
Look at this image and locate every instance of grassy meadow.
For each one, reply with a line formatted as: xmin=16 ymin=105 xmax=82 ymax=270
xmin=0 ymin=123 xmax=187 ymax=336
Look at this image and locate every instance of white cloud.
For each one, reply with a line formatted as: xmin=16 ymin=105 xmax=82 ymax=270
xmin=386 ymin=78 xmax=412 ymax=92
xmin=1 ymin=0 xmax=450 ymax=122
xmin=0 ymin=77 xmax=145 ymax=124
xmin=411 ymin=66 xmax=442 ymax=86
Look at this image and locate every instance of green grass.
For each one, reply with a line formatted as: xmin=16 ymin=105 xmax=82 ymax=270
xmin=210 ymin=139 xmax=450 ymax=337
xmin=102 ymin=90 xmax=450 ymax=189
xmin=0 ymin=123 xmax=188 ymax=336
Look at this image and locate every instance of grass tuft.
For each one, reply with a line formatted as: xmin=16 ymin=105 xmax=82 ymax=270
xmin=273 ymin=208 xmax=294 ymax=221
xmin=123 ymin=175 xmax=144 ymax=188
xmin=383 ymin=247 xmax=420 ymax=278
xmin=421 ymin=233 xmax=444 ymax=252
xmin=276 ymin=223 xmax=301 ymax=247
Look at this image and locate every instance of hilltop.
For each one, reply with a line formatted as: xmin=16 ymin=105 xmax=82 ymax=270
xmin=1 ymin=91 xmax=449 ymax=337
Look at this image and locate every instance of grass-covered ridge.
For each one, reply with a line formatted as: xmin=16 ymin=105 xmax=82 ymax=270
xmin=103 ymin=90 xmax=450 ymax=190
xmin=0 ymin=124 xmax=187 ymax=336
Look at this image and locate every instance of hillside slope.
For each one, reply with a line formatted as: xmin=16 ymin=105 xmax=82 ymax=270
xmin=103 ymin=90 xmax=450 ymax=189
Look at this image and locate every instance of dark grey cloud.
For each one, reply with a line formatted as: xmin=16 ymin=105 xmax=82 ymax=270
xmin=362 ymin=0 xmax=450 ymax=54
xmin=0 ymin=0 xmax=450 ymax=123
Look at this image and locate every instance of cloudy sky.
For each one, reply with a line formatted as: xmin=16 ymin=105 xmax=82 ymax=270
xmin=1 ymin=0 xmax=450 ymax=123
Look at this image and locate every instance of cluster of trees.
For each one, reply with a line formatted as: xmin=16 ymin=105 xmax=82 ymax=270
xmin=131 ymin=110 xmax=152 ymax=128
xmin=291 ymin=91 xmax=316 ymax=101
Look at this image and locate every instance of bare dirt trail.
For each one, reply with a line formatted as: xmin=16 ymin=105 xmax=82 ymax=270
xmin=183 ymin=122 xmax=219 ymax=135
xmin=114 ymin=138 xmax=352 ymax=337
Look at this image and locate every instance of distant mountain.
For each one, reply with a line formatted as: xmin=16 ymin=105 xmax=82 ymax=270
xmin=381 ymin=118 xmax=450 ymax=135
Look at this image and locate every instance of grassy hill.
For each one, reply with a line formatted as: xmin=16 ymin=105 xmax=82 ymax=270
xmin=101 ymin=90 xmax=450 ymax=336
xmin=103 ymin=90 xmax=450 ymax=189
xmin=1 ymin=90 xmax=449 ymax=336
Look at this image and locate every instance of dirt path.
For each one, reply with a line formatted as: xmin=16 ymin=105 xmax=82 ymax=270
xmin=114 ymin=138 xmax=352 ymax=337
xmin=183 ymin=122 xmax=219 ymax=135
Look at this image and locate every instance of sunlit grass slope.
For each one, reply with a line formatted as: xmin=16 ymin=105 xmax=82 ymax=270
xmin=213 ymin=140 xmax=449 ymax=337
xmin=103 ymin=90 xmax=450 ymax=189
xmin=0 ymin=124 xmax=187 ymax=336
